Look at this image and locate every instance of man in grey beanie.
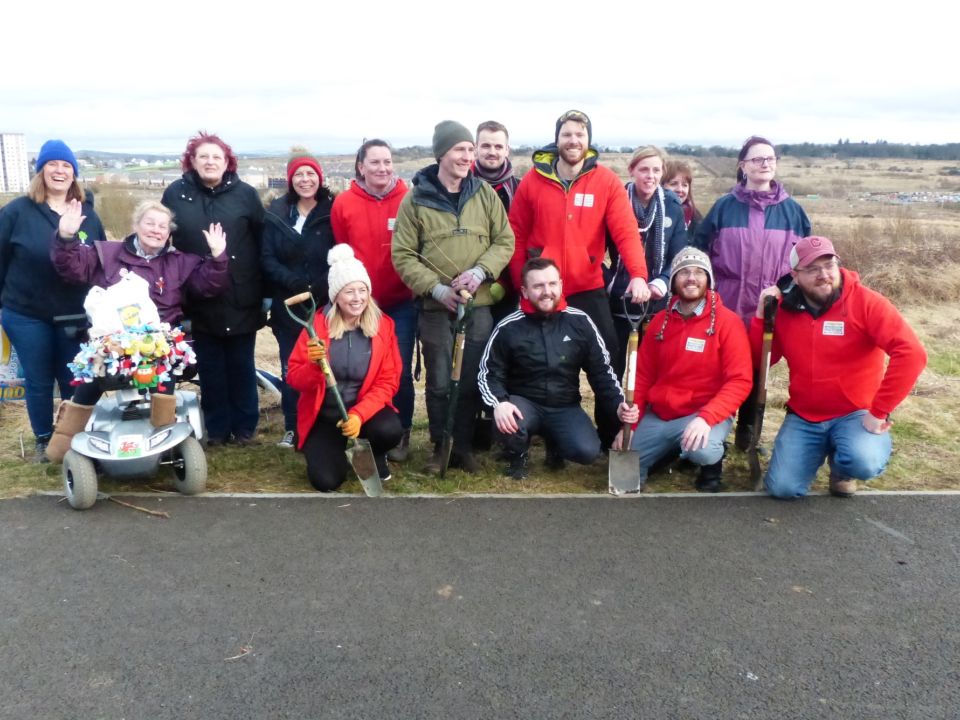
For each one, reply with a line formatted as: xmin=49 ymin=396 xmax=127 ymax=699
xmin=392 ymin=121 xmax=515 ymax=474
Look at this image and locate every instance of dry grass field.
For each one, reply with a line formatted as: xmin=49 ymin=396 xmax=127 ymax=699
xmin=2 ymin=152 xmax=959 ymax=498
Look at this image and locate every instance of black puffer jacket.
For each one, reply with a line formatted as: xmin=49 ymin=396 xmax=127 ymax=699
xmin=477 ymin=302 xmax=623 ymax=417
xmin=162 ymin=170 xmax=265 ymax=336
xmin=260 ymin=195 xmax=335 ymax=335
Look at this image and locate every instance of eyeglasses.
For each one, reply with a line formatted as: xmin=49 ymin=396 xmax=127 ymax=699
xmin=675 ymin=268 xmax=707 ymax=279
xmin=743 ymin=156 xmax=778 ymax=167
xmin=797 ymin=258 xmax=839 ymax=277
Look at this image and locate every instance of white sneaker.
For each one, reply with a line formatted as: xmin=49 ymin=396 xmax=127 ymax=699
xmin=277 ymin=430 xmax=295 ymax=449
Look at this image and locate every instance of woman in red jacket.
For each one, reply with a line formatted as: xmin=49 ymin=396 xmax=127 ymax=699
xmin=330 ymin=139 xmax=414 ymax=461
xmin=286 ymin=244 xmax=402 ymax=491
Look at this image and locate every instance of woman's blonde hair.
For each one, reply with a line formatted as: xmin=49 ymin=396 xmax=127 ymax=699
xmin=27 ymin=172 xmax=83 ymax=204
xmin=326 ymin=294 xmax=382 ymax=340
xmin=132 ymin=201 xmax=177 ymax=233
xmin=628 ymin=145 xmax=668 ymax=172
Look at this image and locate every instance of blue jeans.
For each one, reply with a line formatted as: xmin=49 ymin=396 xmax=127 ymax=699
xmin=192 ymin=331 xmax=259 ymax=442
xmin=1 ymin=308 xmax=79 ymax=439
xmin=496 ymin=395 xmax=601 ymax=464
xmin=765 ymin=410 xmax=892 ymax=498
xmin=384 ymin=300 xmax=417 ymax=430
xmin=272 ymin=324 xmax=301 ymax=433
xmin=630 ymin=411 xmax=733 ymax=482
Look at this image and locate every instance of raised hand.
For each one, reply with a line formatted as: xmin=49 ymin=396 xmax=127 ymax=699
xmin=58 ymin=199 xmax=86 ymax=239
xmin=202 ymin=222 xmax=227 ymax=257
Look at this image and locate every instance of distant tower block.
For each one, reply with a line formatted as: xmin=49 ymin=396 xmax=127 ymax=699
xmin=0 ymin=133 xmax=30 ymax=193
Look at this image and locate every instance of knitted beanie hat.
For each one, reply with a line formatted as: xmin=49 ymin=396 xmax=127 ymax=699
xmin=669 ymin=246 xmax=714 ymax=293
xmin=287 ymin=154 xmax=324 ymax=186
xmin=327 ymin=244 xmax=372 ymax=302
xmin=36 ymin=139 xmax=79 ymax=176
xmin=432 ymin=121 xmax=473 ymax=160
xmin=555 ymin=109 xmax=592 ymax=145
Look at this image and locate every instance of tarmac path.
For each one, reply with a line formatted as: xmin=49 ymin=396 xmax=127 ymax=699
xmin=1 ymin=493 xmax=958 ymax=719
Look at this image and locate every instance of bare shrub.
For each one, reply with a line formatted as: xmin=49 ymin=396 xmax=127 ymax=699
xmin=92 ymin=187 xmax=138 ymax=240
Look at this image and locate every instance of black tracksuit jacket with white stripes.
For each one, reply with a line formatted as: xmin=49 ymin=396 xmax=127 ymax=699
xmin=478 ymin=304 xmax=624 ymax=416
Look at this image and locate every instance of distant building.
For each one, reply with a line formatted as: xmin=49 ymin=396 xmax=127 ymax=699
xmin=0 ymin=133 xmax=30 ymax=193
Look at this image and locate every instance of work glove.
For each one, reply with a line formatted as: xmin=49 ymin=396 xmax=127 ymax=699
xmin=431 ymin=284 xmax=462 ymax=313
xmin=337 ymin=412 xmax=362 ymax=439
xmin=306 ymin=338 xmax=326 ymax=364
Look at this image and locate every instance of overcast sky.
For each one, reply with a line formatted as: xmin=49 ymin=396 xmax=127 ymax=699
xmin=4 ymin=0 xmax=957 ymax=156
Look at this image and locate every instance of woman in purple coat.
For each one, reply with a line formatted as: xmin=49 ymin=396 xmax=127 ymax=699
xmin=45 ymin=199 xmax=228 ymax=461
xmin=695 ymin=135 xmax=811 ymax=449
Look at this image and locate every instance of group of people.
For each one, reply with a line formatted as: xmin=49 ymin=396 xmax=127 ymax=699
xmin=0 ymin=110 xmax=927 ymax=498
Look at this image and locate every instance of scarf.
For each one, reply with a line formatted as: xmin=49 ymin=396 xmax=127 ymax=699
xmin=627 ymin=183 xmax=666 ymax=277
xmin=473 ymin=158 xmax=517 ymax=206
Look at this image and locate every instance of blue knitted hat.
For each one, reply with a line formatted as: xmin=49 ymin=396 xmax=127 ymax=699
xmin=36 ymin=139 xmax=79 ymax=177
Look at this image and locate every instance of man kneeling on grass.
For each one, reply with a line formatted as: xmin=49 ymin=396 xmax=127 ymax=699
xmin=754 ymin=236 xmax=927 ymax=499
xmin=478 ymin=258 xmax=633 ymax=479
xmin=620 ymin=247 xmax=753 ymax=492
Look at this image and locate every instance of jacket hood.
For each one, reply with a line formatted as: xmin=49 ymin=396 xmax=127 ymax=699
xmin=180 ymin=169 xmax=243 ymax=196
xmin=519 ymin=294 xmax=568 ymax=315
xmin=411 ymin=163 xmax=482 ymax=211
xmin=531 ymin=143 xmax=600 ymax=183
xmin=731 ymin=179 xmax=789 ymax=209
xmin=349 ymin=176 xmax=407 ymax=203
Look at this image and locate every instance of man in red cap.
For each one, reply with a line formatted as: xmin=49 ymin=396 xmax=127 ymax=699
xmin=754 ymin=236 xmax=927 ymax=498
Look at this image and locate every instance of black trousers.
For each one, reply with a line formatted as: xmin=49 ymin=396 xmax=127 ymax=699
xmin=565 ymin=288 xmax=619 ymax=449
xmin=302 ymin=406 xmax=402 ymax=492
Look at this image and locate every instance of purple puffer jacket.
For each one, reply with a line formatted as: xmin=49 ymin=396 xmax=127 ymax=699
xmin=695 ymin=180 xmax=810 ymax=325
xmin=51 ymin=233 xmax=229 ymax=326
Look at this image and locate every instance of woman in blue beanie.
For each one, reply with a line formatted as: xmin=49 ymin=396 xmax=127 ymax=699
xmin=0 ymin=139 xmax=106 ymax=461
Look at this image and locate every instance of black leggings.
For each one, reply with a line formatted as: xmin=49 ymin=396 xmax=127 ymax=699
xmin=302 ymin=406 xmax=403 ymax=492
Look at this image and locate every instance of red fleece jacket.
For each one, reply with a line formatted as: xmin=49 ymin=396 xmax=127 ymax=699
xmin=331 ymin=179 xmax=413 ymax=309
xmin=508 ymin=157 xmax=647 ymax=296
xmin=287 ymin=312 xmax=400 ymax=449
xmin=635 ymin=291 xmax=753 ymax=425
xmin=749 ymin=268 xmax=926 ymax=422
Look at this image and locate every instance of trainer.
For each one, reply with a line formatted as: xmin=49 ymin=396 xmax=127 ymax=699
xmin=755 ymin=236 xmax=926 ymax=498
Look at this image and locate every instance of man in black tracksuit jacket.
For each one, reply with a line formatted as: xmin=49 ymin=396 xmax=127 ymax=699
xmin=478 ymin=257 xmax=631 ymax=479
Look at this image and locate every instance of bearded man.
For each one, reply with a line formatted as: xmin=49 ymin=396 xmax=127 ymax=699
xmin=478 ymin=258 xmax=633 ymax=479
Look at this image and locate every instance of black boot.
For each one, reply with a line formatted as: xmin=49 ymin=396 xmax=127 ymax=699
xmin=695 ymin=459 xmax=723 ymax=493
xmin=544 ymin=438 xmax=565 ymax=471
xmin=503 ymin=450 xmax=529 ymax=480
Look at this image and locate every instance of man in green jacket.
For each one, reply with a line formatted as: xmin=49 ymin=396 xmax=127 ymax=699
xmin=392 ymin=120 xmax=515 ymax=473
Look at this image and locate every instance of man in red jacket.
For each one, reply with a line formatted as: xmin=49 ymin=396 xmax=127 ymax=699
xmin=754 ymin=236 xmax=927 ymax=498
xmin=620 ymin=247 xmax=752 ymax=491
xmin=508 ymin=109 xmax=650 ymax=357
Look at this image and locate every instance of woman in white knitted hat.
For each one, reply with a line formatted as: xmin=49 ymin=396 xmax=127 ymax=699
xmin=286 ymin=245 xmax=402 ymax=491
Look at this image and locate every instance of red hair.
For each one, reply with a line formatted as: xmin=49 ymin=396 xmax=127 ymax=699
xmin=179 ymin=131 xmax=238 ymax=174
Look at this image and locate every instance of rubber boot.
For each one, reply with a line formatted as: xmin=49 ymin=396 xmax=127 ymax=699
xmin=150 ymin=394 xmax=178 ymax=428
xmin=45 ymin=401 xmax=95 ymax=463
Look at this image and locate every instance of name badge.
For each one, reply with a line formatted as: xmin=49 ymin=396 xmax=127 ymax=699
xmin=387 ymin=218 xmax=396 ymax=231
xmin=685 ymin=337 xmax=706 ymax=353
xmin=573 ymin=193 xmax=595 ymax=208
xmin=822 ymin=321 xmax=845 ymax=336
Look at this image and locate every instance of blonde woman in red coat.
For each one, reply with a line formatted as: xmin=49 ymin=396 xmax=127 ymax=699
xmin=286 ymin=245 xmax=402 ymax=491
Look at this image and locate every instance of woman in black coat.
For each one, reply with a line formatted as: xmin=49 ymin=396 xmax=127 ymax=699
xmin=260 ymin=154 xmax=335 ymax=448
xmin=161 ymin=131 xmax=265 ymax=445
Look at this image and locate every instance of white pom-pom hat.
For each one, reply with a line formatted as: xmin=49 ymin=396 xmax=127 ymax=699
xmin=327 ymin=244 xmax=372 ymax=302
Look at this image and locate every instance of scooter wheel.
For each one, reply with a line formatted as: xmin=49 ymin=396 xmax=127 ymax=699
xmin=171 ymin=436 xmax=207 ymax=495
xmin=62 ymin=450 xmax=98 ymax=510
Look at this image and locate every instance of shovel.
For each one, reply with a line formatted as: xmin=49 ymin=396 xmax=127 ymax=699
xmin=439 ymin=290 xmax=474 ymax=478
xmin=284 ymin=292 xmax=383 ymax=497
xmin=609 ymin=295 xmax=646 ymax=495
xmin=748 ymin=295 xmax=778 ymax=491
